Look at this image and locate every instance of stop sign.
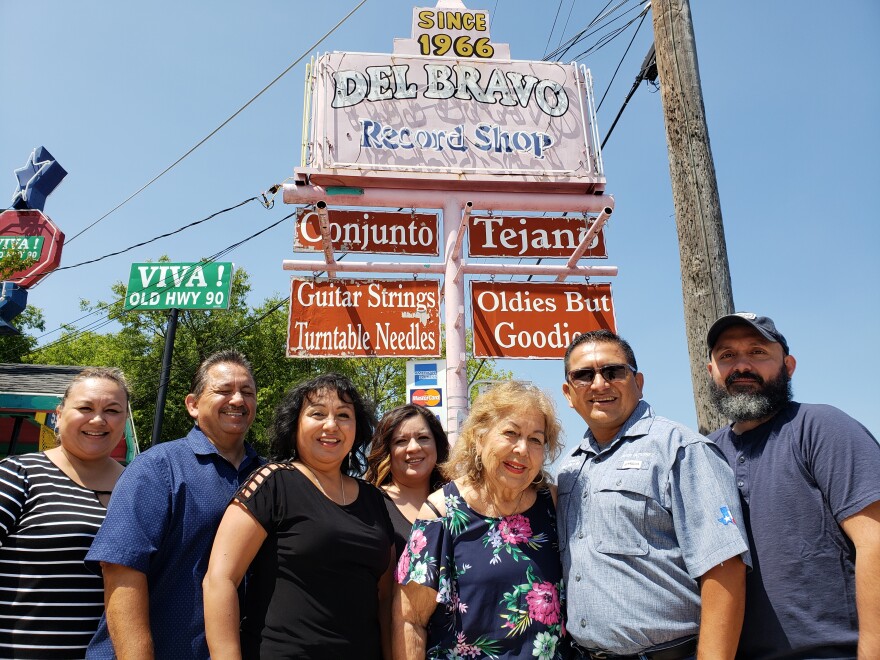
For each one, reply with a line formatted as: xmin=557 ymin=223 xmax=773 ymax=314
xmin=0 ymin=210 xmax=65 ymax=288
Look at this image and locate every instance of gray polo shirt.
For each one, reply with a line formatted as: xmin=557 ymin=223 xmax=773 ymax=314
xmin=558 ymin=400 xmax=750 ymax=654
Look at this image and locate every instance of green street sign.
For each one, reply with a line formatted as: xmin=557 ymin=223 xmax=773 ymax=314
xmin=124 ymin=262 xmax=233 ymax=310
xmin=0 ymin=236 xmax=44 ymax=260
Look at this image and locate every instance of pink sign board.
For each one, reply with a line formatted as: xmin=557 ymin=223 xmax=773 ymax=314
xmin=305 ymin=51 xmax=604 ymax=192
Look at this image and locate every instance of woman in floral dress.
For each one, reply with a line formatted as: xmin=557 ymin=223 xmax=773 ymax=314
xmin=394 ymin=381 xmax=571 ymax=660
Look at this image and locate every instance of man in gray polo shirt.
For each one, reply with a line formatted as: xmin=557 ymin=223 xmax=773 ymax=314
xmin=558 ymin=330 xmax=750 ymax=659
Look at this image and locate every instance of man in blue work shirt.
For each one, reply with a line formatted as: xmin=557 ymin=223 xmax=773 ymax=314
xmin=707 ymin=312 xmax=880 ymax=659
xmin=558 ymin=329 xmax=749 ymax=659
xmin=86 ymin=350 xmax=263 ymax=659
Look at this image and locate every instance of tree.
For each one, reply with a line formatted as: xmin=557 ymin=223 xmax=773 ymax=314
xmin=0 ymin=305 xmax=46 ymax=362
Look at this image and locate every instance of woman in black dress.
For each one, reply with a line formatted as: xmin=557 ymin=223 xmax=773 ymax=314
xmin=365 ymin=405 xmax=449 ymax=559
xmin=203 ymin=374 xmax=395 ymax=659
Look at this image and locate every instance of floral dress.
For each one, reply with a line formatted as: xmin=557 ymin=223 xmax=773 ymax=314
xmin=397 ymin=482 xmax=570 ymax=660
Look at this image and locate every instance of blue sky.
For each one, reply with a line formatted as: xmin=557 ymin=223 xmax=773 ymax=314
xmin=2 ymin=0 xmax=878 ymax=453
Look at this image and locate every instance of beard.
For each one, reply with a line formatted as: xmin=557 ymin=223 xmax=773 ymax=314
xmin=710 ymin=364 xmax=793 ymax=423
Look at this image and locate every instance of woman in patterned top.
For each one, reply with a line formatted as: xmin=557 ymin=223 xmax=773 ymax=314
xmin=365 ymin=405 xmax=449 ymax=559
xmin=394 ymin=381 xmax=571 ymax=660
xmin=0 ymin=367 xmax=129 ymax=659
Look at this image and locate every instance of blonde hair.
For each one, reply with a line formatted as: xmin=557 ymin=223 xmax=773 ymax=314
xmin=441 ymin=381 xmax=562 ymax=487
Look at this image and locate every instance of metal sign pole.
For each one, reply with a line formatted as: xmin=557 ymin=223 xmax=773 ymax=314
xmin=151 ymin=307 xmax=179 ymax=446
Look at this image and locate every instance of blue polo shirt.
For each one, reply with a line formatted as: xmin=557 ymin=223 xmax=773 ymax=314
xmin=85 ymin=426 xmax=262 ymax=659
xmin=711 ymin=402 xmax=880 ymax=659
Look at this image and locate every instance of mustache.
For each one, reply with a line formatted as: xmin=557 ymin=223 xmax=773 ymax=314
xmin=725 ymin=371 xmax=763 ymax=387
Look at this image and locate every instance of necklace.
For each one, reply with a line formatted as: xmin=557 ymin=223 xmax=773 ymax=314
xmin=488 ymin=486 xmax=526 ymax=518
xmin=298 ymin=462 xmax=346 ymax=505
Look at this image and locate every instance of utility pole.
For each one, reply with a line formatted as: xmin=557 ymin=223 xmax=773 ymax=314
xmin=651 ymin=0 xmax=733 ymax=434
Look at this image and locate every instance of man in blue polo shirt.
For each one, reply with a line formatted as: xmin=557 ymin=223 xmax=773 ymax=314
xmin=559 ymin=330 xmax=750 ymax=659
xmin=86 ymin=350 xmax=263 ymax=659
xmin=707 ymin=313 xmax=880 ymax=659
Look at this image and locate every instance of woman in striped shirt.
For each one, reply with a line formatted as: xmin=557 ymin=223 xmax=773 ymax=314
xmin=0 ymin=367 xmax=128 ymax=659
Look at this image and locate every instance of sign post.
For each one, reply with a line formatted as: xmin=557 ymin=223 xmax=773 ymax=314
xmin=151 ymin=307 xmax=179 ymax=447
xmin=283 ymin=1 xmax=617 ymax=441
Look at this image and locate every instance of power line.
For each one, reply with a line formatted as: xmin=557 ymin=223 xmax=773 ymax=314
xmin=64 ymin=0 xmax=367 ymax=245
xmin=54 ymin=197 xmax=258 ymax=271
xmin=568 ymin=6 xmax=649 ymax=61
xmin=595 ymin=6 xmax=650 ymax=112
xmin=544 ymin=0 xmax=633 ymax=61
xmin=542 ymin=0 xmax=567 ymax=59
xmin=601 ymin=43 xmax=657 ymax=149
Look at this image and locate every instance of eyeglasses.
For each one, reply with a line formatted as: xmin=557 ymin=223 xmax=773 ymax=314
xmin=566 ymin=363 xmax=636 ymax=387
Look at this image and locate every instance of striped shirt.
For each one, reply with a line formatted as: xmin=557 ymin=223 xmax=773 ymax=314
xmin=0 ymin=453 xmax=110 ymax=659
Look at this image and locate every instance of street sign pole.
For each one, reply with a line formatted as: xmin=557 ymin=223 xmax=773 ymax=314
xmin=151 ymin=307 xmax=179 ymax=446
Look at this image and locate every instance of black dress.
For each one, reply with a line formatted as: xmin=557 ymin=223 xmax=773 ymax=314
xmin=237 ymin=464 xmax=394 ymax=659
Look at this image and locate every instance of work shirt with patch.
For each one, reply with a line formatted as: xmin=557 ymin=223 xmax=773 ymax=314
xmin=711 ymin=401 xmax=880 ymax=660
xmin=558 ymin=400 xmax=750 ymax=655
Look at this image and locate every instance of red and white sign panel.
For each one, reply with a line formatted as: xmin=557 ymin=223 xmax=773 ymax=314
xmin=0 ymin=210 xmax=65 ymax=288
xmin=306 ymin=51 xmax=604 ymax=192
xmin=468 ymin=215 xmax=607 ymax=258
xmin=294 ymin=208 xmax=439 ymax=256
xmin=471 ymin=281 xmax=616 ymax=359
xmin=287 ymin=278 xmax=441 ymax=358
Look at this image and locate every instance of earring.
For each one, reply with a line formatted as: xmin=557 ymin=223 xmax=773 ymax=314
xmin=475 ymin=452 xmax=483 ymax=472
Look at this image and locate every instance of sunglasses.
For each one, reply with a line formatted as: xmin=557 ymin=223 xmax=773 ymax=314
xmin=566 ymin=363 xmax=636 ymax=387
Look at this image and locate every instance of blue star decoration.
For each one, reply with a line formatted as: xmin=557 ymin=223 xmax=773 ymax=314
xmin=717 ymin=506 xmax=736 ymax=526
xmin=11 ymin=146 xmax=67 ymax=212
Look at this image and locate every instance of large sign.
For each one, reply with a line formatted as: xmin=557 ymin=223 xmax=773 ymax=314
xmin=294 ymin=208 xmax=439 ymax=255
xmin=471 ymin=281 xmax=616 ymax=359
xmin=287 ymin=278 xmax=441 ymax=358
xmin=468 ymin=214 xmax=607 ymax=258
xmin=124 ymin=262 xmax=233 ymax=310
xmin=303 ymin=2 xmax=604 ymax=194
xmin=311 ymin=52 xmax=598 ymax=180
xmin=0 ymin=210 xmax=65 ymax=288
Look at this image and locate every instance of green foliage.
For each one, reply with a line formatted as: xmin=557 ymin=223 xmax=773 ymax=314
xmin=0 ymin=306 xmax=46 ymax=362
xmin=21 ymin=264 xmax=509 ymax=456
xmin=0 ymin=250 xmax=38 ymax=281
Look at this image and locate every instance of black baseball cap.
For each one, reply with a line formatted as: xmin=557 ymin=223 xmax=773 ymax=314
xmin=707 ymin=313 xmax=789 ymax=356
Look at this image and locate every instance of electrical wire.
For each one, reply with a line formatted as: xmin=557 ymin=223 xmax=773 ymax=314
xmin=64 ymin=0 xmax=367 ymax=245
xmin=595 ymin=7 xmax=649 ymax=112
xmin=542 ymin=0 xmax=567 ymax=59
xmin=568 ymin=7 xmax=648 ymax=61
xmin=544 ymin=0 xmax=632 ymax=61
xmin=54 ymin=197 xmax=258 ymax=271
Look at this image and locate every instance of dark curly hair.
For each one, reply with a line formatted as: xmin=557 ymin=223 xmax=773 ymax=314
xmin=365 ymin=404 xmax=449 ymax=491
xmin=269 ymin=373 xmax=375 ymax=476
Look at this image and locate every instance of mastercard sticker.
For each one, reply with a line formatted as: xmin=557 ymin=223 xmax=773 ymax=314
xmin=411 ymin=388 xmax=442 ymax=407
